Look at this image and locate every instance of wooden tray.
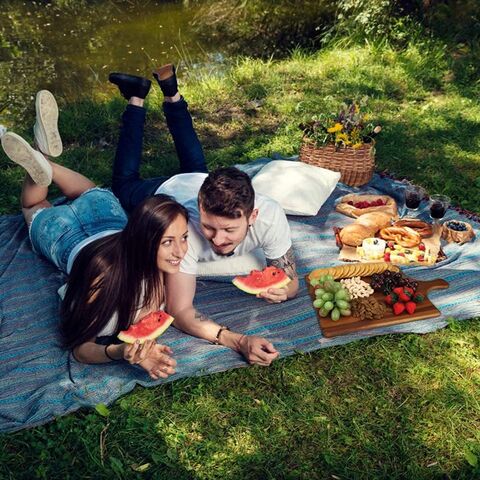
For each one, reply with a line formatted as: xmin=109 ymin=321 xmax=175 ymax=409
xmin=307 ymin=277 xmax=449 ymax=338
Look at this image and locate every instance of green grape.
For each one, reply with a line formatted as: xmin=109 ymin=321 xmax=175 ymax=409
xmin=319 ymin=307 xmax=330 ymax=317
xmin=335 ymin=299 xmax=350 ymax=310
xmin=313 ymin=298 xmax=325 ymax=309
xmin=339 ymin=309 xmax=352 ymax=316
xmin=332 ymin=282 xmax=342 ymax=292
xmin=321 ymin=292 xmax=334 ymax=301
xmin=323 ymin=280 xmax=336 ymax=293
xmin=331 ymin=307 xmax=341 ymax=321
xmin=335 ymin=289 xmax=348 ymax=301
xmin=310 ymin=278 xmax=320 ymax=287
xmin=315 ymin=288 xmax=326 ymax=297
xmin=323 ymin=301 xmax=334 ymax=311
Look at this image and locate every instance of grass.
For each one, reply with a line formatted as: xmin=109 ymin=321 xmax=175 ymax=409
xmin=1 ymin=41 xmax=479 ymax=479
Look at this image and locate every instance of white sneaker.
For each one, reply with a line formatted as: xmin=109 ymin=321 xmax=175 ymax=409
xmin=34 ymin=90 xmax=63 ymax=157
xmin=1 ymin=132 xmax=52 ymax=186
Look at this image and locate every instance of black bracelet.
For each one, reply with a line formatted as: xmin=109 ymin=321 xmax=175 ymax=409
xmin=104 ymin=344 xmax=118 ymax=361
xmin=212 ymin=325 xmax=229 ymax=345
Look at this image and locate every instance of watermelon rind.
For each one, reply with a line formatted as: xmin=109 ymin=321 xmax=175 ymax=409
xmin=232 ymin=267 xmax=291 ymax=295
xmin=117 ymin=311 xmax=174 ymax=344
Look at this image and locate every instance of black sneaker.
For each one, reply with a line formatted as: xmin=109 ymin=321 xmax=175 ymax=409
xmin=108 ymin=73 xmax=151 ymax=100
xmin=152 ymin=64 xmax=178 ymax=97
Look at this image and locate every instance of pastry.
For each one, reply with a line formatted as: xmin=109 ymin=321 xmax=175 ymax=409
xmin=336 ymin=194 xmax=398 ymax=219
xmin=379 ymin=226 xmax=421 ymax=248
xmin=393 ymin=218 xmax=433 ymax=238
xmin=339 ymin=211 xmax=394 ymax=247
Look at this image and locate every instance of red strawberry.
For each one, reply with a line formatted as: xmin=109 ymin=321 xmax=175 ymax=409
xmin=405 ymin=301 xmax=417 ymax=314
xmin=413 ymin=294 xmax=424 ymax=303
xmin=393 ymin=302 xmax=406 ymax=315
xmin=398 ymin=291 xmax=412 ymax=303
xmin=418 ymin=243 xmax=425 ymax=251
xmin=384 ymin=252 xmax=391 ymax=262
xmin=404 ymin=286 xmax=415 ymax=295
xmin=385 ymin=293 xmax=398 ymax=305
xmin=393 ymin=287 xmax=404 ymax=295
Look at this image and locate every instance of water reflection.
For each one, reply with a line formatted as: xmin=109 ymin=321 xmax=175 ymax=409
xmin=0 ymin=1 xmax=225 ymax=126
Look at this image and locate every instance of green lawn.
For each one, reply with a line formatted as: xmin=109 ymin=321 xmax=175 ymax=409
xmin=0 ymin=42 xmax=479 ymax=479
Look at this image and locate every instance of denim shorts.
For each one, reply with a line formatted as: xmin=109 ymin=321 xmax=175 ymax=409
xmin=30 ymin=188 xmax=128 ymax=273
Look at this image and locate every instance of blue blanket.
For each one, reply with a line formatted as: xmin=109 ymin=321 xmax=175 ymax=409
xmin=1 ymin=160 xmax=479 ymax=432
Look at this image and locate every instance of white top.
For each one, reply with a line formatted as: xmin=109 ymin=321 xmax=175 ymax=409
xmin=156 ymin=172 xmax=292 ymax=274
xmin=58 ymin=281 xmax=165 ymax=338
xmin=66 ymin=229 xmax=121 ymax=274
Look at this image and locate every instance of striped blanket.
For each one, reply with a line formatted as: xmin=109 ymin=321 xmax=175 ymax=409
xmin=1 ymin=159 xmax=479 ymax=432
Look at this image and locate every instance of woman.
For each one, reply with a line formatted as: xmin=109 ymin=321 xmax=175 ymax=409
xmin=1 ymin=94 xmax=188 ymax=379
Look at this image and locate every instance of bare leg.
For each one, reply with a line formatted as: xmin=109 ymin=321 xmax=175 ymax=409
xmin=21 ymin=157 xmax=95 ymax=225
xmin=49 ymin=160 xmax=95 ymax=198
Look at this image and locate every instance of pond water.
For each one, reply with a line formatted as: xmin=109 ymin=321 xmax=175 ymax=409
xmin=0 ymin=1 xmax=226 ymax=124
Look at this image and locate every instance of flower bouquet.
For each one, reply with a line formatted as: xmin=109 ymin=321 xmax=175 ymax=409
xmin=299 ymin=100 xmax=381 ymax=187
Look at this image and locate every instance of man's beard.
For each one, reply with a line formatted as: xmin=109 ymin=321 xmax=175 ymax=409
xmin=211 ymin=243 xmax=235 ymax=257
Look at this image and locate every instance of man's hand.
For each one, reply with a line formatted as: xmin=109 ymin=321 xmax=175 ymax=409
xmin=256 ymin=287 xmax=289 ymax=304
xmin=238 ymin=335 xmax=279 ymax=366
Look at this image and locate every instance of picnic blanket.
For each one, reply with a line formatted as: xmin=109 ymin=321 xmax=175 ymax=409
xmin=1 ymin=158 xmax=479 ymax=433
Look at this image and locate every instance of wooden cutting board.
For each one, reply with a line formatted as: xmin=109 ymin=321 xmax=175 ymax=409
xmin=307 ymin=277 xmax=449 ymax=338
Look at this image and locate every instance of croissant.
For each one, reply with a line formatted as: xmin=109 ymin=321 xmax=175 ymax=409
xmin=379 ymin=226 xmax=421 ymax=248
xmin=340 ymin=212 xmax=393 ymax=247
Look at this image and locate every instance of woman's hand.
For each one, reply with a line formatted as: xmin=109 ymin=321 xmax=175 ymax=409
xmin=238 ymin=335 xmax=279 ymax=366
xmin=139 ymin=344 xmax=177 ymax=380
xmin=122 ymin=339 xmax=158 ymax=364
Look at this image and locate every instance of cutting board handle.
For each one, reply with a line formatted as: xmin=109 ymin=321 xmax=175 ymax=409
xmin=420 ymin=278 xmax=449 ymax=294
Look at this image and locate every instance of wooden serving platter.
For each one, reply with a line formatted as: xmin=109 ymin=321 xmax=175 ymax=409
xmin=307 ymin=277 xmax=449 ymax=338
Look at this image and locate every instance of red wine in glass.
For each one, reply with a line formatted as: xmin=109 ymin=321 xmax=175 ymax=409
xmin=404 ymin=185 xmax=423 ymax=215
xmin=429 ymin=194 xmax=450 ymax=221
xmin=430 ymin=202 xmax=447 ymax=219
xmin=405 ymin=190 xmax=421 ymax=209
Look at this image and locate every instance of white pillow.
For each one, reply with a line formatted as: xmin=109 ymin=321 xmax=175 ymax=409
xmin=196 ymin=248 xmax=266 ymax=277
xmin=252 ymin=160 xmax=340 ymax=216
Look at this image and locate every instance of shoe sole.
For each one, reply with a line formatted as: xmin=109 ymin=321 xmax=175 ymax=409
xmin=35 ymin=90 xmax=62 ymax=157
xmin=153 ymin=64 xmax=174 ymax=81
xmin=1 ymin=132 xmax=52 ymax=186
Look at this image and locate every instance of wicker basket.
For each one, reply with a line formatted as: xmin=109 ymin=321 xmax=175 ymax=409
xmin=299 ymin=138 xmax=375 ymax=187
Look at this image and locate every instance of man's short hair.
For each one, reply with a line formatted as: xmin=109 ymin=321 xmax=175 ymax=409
xmin=198 ymin=167 xmax=255 ymax=219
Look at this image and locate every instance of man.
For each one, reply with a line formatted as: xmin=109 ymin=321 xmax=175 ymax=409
xmin=109 ymin=65 xmax=299 ymax=366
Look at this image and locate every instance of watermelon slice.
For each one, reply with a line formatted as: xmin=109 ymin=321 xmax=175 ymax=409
xmin=117 ymin=310 xmax=174 ymax=344
xmin=232 ymin=266 xmax=291 ymax=294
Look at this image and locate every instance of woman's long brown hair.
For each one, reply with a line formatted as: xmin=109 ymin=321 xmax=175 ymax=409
xmin=60 ymin=195 xmax=188 ymax=350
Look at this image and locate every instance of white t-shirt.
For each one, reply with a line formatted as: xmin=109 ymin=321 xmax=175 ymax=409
xmin=156 ymin=173 xmax=292 ymax=275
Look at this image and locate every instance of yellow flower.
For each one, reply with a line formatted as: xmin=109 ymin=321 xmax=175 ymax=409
xmin=352 ymin=142 xmax=363 ymax=149
xmin=335 ymin=132 xmax=351 ymax=145
xmin=327 ymin=123 xmax=343 ymax=133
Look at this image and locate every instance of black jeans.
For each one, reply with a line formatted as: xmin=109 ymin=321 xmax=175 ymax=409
xmin=112 ymin=98 xmax=208 ymax=212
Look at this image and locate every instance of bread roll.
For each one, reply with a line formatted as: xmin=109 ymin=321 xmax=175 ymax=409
xmin=339 ymin=224 xmax=376 ymax=247
xmin=339 ymin=211 xmax=394 ymax=247
xmin=356 ymin=212 xmax=392 ymax=230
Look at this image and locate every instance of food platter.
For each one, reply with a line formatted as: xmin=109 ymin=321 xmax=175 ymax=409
xmin=306 ymin=263 xmax=449 ymax=338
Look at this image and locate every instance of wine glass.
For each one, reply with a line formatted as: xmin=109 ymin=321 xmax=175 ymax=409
xmin=404 ymin=184 xmax=424 ymax=217
xmin=429 ymin=194 xmax=450 ymax=223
